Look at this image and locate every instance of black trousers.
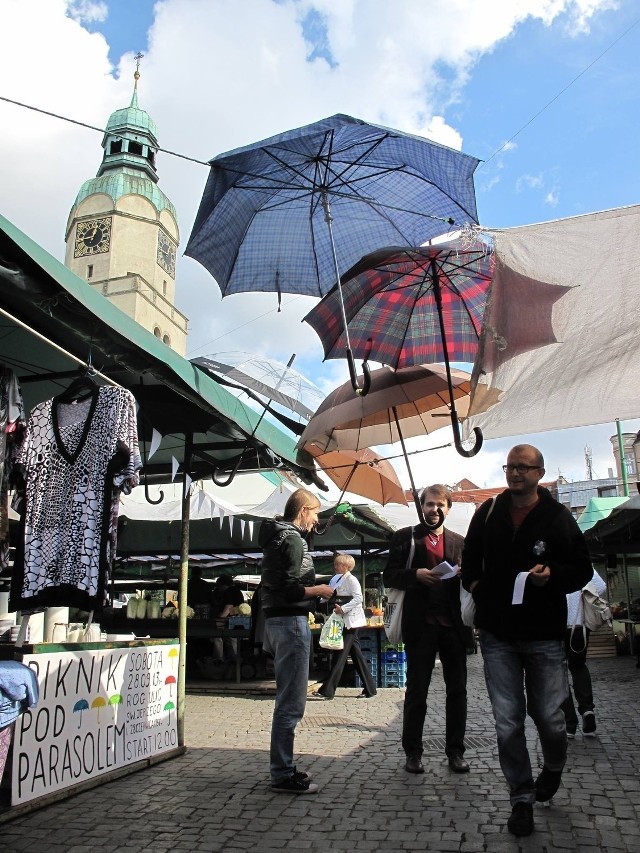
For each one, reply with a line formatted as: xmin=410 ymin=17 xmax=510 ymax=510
xmin=318 ymin=628 xmax=377 ymax=698
xmin=402 ymin=623 xmax=467 ymax=758
xmin=561 ymin=627 xmax=594 ymax=730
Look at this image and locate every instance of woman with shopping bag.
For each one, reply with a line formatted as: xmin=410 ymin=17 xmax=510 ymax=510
xmin=313 ymin=554 xmax=377 ymax=700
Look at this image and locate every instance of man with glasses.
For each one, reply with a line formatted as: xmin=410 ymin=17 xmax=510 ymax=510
xmin=461 ymin=445 xmax=591 ymax=837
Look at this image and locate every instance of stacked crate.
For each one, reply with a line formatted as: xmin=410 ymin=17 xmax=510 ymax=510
xmin=354 ymin=629 xmax=378 ymax=689
xmin=380 ymin=642 xmax=407 ymax=687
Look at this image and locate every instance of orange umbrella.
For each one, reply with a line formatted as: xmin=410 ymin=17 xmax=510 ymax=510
xmin=300 ymin=443 xmax=408 ymax=507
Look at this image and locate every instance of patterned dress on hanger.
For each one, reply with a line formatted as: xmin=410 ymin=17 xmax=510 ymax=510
xmin=9 ymin=386 xmax=141 ymax=612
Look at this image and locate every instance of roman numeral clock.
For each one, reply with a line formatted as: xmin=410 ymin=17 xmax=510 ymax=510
xmin=74 ymin=217 xmax=112 ymax=257
xmin=157 ymin=230 xmax=176 ymax=278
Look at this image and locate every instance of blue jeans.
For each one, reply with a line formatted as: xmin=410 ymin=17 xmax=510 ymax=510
xmin=264 ymin=615 xmax=312 ymax=784
xmin=479 ymin=630 xmax=569 ymax=805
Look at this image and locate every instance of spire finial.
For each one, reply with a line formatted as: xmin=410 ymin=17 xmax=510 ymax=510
xmin=134 ymin=52 xmax=144 ymax=91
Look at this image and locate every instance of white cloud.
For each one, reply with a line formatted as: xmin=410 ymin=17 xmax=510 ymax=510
xmin=545 ymin=188 xmax=560 ymax=205
xmin=516 ymin=173 xmax=544 ymax=191
xmin=67 ymin=0 xmax=108 ymax=24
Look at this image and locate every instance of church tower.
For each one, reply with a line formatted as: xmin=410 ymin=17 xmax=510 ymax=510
xmin=65 ymin=57 xmax=188 ymax=355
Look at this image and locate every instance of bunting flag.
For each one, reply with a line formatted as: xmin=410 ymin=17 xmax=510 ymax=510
xmin=149 ymin=428 xmax=162 ymax=460
xmin=171 ymin=456 xmax=179 ymax=482
xmin=240 ymin=519 xmax=246 ymax=539
xmin=196 ymin=489 xmax=207 ymax=514
xmin=184 ymin=474 xmax=193 ymax=494
xmin=247 ymin=520 xmax=254 ymax=541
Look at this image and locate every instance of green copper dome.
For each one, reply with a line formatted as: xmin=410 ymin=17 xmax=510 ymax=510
xmin=105 ymin=90 xmax=159 ymax=143
xmin=74 ymin=168 xmax=177 ymax=220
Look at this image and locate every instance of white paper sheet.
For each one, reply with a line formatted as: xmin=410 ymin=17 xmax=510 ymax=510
xmin=431 ymin=561 xmax=460 ymax=580
xmin=512 ymin=571 xmax=530 ymax=605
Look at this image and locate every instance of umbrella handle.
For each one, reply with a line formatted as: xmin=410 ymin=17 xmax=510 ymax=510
xmin=451 ymin=416 xmax=484 ymax=458
xmin=212 ymin=451 xmax=245 ymax=487
xmin=346 ymin=349 xmax=372 ymax=396
xmin=414 ymin=507 xmax=445 ymax=536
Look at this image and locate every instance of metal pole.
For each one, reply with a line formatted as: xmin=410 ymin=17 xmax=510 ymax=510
xmin=177 ymin=433 xmax=193 ymax=747
xmin=616 ymin=418 xmax=630 ymax=497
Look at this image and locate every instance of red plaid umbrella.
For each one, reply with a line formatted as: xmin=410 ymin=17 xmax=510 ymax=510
xmin=303 ymin=240 xmax=493 ymax=457
xmin=304 ymin=240 xmax=493 ymax=369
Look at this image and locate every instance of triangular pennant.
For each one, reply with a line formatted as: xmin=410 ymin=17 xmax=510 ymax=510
xmin=196 ymin=489 xmax=207 ymax=513
xmin=247 ymin=520 xmax=254 ymax=541
xmin=184 ymin=474 xmax=193 ymax=494
xmin=240 ymin=519 xmax=246 ymax=539
xmin=171 ymin=456 xmax=179 ymax=482
xmin=149 ymin=428 xmax=162 ymax=460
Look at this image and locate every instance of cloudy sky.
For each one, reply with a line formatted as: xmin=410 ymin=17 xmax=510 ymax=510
xmin=1 ymin=0 xmax=639 ymax=493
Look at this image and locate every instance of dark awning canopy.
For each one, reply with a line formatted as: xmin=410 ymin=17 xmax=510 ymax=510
xmin=0 ymin=212 xmax=315 ymax=484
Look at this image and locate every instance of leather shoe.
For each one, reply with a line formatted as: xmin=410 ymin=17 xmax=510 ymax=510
xmin=404 ymin=755 xmax=424 ymax=774
xmin=448 ymin=752 xmax=470 ymax=773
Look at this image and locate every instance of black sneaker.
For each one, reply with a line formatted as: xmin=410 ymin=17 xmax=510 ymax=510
xmin=292 ymin=766 xmax=313 ymax=782
xmin=582 ymin=711 xmax=596 ymax=736
xmin=535 ymin=767 xmax=562 ymax=802
xmin=271 ymin=775 xmax=318 ymax=794
xmin=507 ymin=802 xmax=534 ymax=836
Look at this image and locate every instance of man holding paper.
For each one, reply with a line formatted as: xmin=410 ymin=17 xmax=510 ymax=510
xmin=461 ymin=444 xmax=592 ymax=838
xmin=383 ymin=484 xmax=470 ymax=775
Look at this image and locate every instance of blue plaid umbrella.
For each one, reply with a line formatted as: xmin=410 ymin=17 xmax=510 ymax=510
xmin=186 ymin=114 xmax=479 ymax=391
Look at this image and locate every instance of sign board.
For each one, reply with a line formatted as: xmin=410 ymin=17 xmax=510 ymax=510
xmin=12 ymin=643 xmax=179 ymax=804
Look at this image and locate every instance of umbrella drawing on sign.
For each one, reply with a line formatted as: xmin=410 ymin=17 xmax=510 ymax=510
xmin=168 ymin=647 xmax=178 ymax=669
xmin=298 ymin=443 xmax=408 ymax=507
xmin=73 ymin=699 xmax=89 ymax=728
xmin=186 ymin=114 xmax=480 ymax=392
xmin=165 ymin=675 xmax=176 ymax=698
xmin=191 ymin=352 xmax=324 ymax=421
xmin=298 ymin=364 xmax=502 ymax=525
xmin=91 ymin=696 xmax=107 ymax=723
xmin=164 ymin=701 xmax=175 ymax=725
xmin=109 ymin=693 xmax=123 ymax=717
xmin=304 ymin=240 xmax=494 ymax=456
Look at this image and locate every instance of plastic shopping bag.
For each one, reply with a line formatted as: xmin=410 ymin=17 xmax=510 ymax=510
xmin=319 ymin=613 xmax=344 ymax=650
xmin=383 ymin=588 xmax=405 ymax=644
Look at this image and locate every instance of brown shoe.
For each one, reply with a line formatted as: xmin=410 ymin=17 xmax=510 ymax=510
xmin=448 ymin=752 xmax=470 ymax=773
xmin=404 ymin=755 xmax=424 ymax=774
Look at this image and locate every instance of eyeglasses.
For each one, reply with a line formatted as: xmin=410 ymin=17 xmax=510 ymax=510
xmin=502 ymin=464 xmax=541 ymax=474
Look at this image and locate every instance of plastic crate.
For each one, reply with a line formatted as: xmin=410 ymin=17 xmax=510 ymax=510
xmin=380 ymin=673 xmax=406 ymax=687
xmin=381 ymin=650 xmax=406 ymax=664
xmin=228 ymin=616 xmax=251 ymax=630
xmin=381 ymin=641 xmax=405 ymax=652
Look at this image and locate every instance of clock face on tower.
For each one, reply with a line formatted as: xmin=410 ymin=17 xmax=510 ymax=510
xmin=157 ymin=230 xmax=177 ymax=279
xmin=74 ymin=217 xmax=112 ymax=257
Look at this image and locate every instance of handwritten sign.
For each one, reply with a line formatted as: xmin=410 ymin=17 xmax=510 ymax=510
xmin=12 ymin=643 xmax=179 ymax=804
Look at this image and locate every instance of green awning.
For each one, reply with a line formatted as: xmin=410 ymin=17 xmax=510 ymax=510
xmin=0 ymin=211 xmax=313 ymax=483
xmin=576 ymin=497 xmax=627 ymax=532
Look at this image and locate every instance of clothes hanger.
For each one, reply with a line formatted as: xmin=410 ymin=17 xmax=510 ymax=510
xmin=58 ymin=368 xmax=98 ymax=403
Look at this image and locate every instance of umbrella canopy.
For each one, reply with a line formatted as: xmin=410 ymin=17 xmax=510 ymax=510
xmin=191 ymin=352 xmax=324 ymax=421
xmin=298 ymin=364 xmax=501 ymax=525
xmin=186 ymin=114 xmax=480 ymax=301
xmin=304 ymin=240 xmax=494 ymax=369
xmin=299 ymin=443 xmax=408 ymax=507
xmin=298 ymin=363 xmax=496 ymax=452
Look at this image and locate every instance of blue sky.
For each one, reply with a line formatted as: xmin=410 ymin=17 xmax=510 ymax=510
xmin=1 ymin=0 xmax=639 ymax=491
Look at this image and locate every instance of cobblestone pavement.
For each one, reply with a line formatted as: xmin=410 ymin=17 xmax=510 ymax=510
xmin=2 ymin=654 xmax=639 ymax=852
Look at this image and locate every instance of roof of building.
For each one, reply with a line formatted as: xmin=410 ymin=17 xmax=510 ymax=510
xmin=105 ymin=89 xmax=158 ymax=142
xmin=74 ymin=168 xmax=177 ymax=219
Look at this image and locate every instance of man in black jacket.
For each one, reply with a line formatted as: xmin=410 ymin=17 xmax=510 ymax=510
xmin=461 ymin=444 xmax=592 ymax=838
xmin=383 ymin=484 xmax=470 ymax=775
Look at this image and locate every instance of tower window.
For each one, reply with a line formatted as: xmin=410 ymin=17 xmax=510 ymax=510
xmin=110 ymin=140 xmax=122 ymax=154
xmin=87 ymin=264 xmax=93 ymax=279
xmin=163 ymin=280 xmax=167 ymax=296
xmin=128 ymin=141 xmax=143 ymax=156
xmin=163 ymin=334 xmax=171 ymax=346
xmin=153 ymin=326 xmax=162 ymax=338
xmin=147 ymin=150 xmax=156 ymax=167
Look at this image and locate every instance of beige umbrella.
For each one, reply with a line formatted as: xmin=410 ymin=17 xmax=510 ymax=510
xmin=298 ymin=364 xmax=501 ymax=525
xmin=300 ymin=442 xmax=408 ymax=507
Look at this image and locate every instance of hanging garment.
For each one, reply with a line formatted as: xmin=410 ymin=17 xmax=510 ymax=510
xmin=10 ymin=385 xmax=141 ymax=612
xmin=0 ymin=366 xmax=25 ymax=570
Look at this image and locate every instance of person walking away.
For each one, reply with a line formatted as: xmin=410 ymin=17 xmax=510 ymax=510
xmin=259 ymin=488 xmax=334 ymax=794
xmin=383 ymin=484 xmax=470 ymax=775
xmin=562 ymin=568 xmax=607 ymax=738
xmin=461 ymin=444 xmax=592 ymax=837
xmin=313 ymin=553 xmax=377 ymax=700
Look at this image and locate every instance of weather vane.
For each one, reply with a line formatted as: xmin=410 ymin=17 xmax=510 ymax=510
xmin=134 ymin=52 xmax=144 ymax=90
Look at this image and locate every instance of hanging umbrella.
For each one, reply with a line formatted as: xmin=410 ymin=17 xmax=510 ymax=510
xmin=303 ymin=240 xmax=494 ymax=456
xmin=186 ymin=114 xmax=480 ymax=392
xmin=299 ymin=442 xmax=408 ymax=507
xmin=298 ymin=364 xmax=501 ymax=524
xmin=191 ymin=351 xmax=324 ymax=421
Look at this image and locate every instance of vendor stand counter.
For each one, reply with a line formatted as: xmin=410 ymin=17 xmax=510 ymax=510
xmin=0 ymin=638 xmax=184 ymax=824
xmin=102 ymin=615 xmax=252 ymax=683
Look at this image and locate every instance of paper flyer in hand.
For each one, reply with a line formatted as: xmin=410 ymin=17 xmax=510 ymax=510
xmin=431 ymin=561 xmax=459 ymax=580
